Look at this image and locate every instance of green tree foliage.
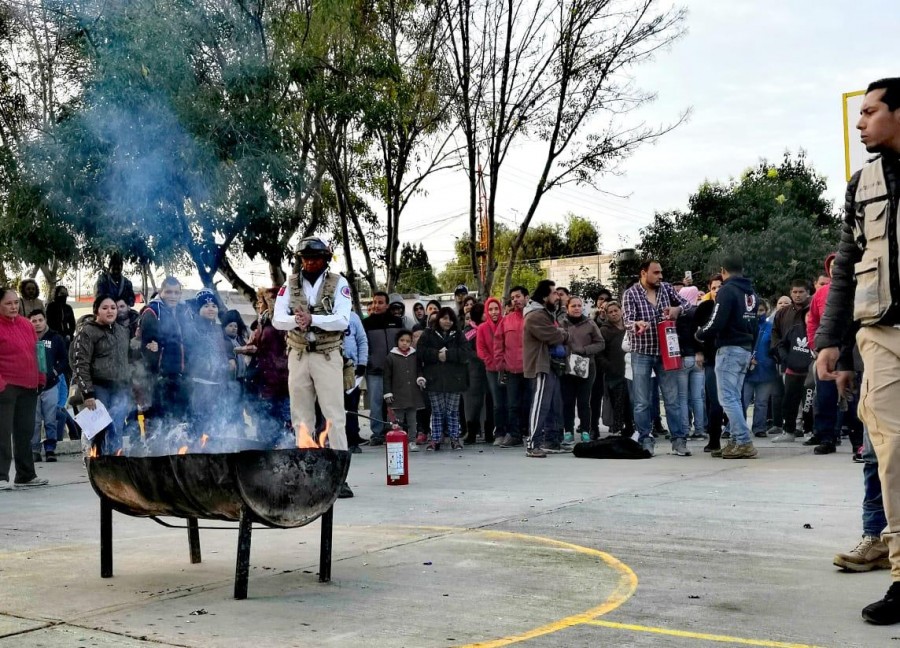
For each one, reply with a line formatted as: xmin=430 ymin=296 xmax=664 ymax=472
xmin=565 ymin=214 xmax=600 ymax=255
xmin=438 ymin=218 xmax=601 ymax=296
xmin=635 ymin=152 xmax=840 ymax=299
xmin=396 ymin=242 xmax=440 ymax=295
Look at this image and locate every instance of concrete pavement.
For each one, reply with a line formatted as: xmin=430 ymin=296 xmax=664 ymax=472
xmin=0 ymin=435 xmax=893 ymax=648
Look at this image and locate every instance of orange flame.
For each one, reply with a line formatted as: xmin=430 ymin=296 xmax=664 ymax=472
xmin=296 ymin=422 xmax=330 ymax=449
xmin=320 ymin=419 xmax=331 ymax=449
xmin=88 ymin=445 xmax=99 ymax=459
xmin=178 ymin=446 xmax=189 ymax=455
xmin=115 ymin=449 xmax=124 ymax=457
xmin=200 ymin=434 xmax=209 ymax=448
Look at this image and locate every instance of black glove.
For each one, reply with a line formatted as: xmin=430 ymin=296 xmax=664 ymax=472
xmin=355 ymin=365 xmax=367 ymax=377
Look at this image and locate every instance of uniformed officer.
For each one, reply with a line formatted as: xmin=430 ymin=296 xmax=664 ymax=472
xmin=273 ymin=237 xmax=351 ymax=451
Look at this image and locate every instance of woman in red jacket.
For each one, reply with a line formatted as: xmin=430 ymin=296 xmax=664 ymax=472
xmin=477 ymin=297 xmax=507 ymax=446
xmin=0 ymin=287 xmax=48 ymax=489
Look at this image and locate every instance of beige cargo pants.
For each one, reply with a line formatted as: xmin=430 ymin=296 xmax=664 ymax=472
xmin=287 ymin=348 xmax=349 ymax=451
xmin=859 ymin=325 xmax=900 ymax=580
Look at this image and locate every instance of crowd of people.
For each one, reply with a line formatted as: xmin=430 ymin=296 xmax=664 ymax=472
xmin=2 ymin=76 xmax=900 ymax=630
xmin=0 ymin=246 xmax=859 ymax=487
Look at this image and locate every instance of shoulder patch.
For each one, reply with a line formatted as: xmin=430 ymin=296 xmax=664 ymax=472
xmin=278 ymin=286 xmax=286 ymax=297
xmin=341 ymin=285 xmax=352 ymax=298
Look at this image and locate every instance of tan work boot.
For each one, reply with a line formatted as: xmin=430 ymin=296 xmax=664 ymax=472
xmin=711 ymin=439 xmax=735 ymax=458
xmin=722 ymin=442 xmax=758 ymax=459
xmin=834 ymin=535 xmax=891 ymax=572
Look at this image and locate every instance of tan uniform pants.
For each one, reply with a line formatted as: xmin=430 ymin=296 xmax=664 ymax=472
xmin=287 ymin=348 xmax=348 ymax=451
xmin=858 ymin=325 xmax=900 ymax=580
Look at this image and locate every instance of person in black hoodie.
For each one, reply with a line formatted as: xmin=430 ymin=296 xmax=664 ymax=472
xmin=696 ymin=254 xmax=759 ymax=459
xmin=694 ymin=275 xmax=724 ymax=453
xmin=363 ymin=292 xmax=404 ymax=445
xmin=46 ymin=286 xmax=76 ymax=342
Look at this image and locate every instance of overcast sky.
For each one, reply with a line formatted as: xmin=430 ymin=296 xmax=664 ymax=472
xmin=401 ymin=0 xmax=900 ymax=272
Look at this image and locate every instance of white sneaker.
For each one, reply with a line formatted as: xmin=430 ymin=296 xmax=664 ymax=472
xmin=14 ymin=477 xmax=48 ymax=487
xmin=771 ymin=433 xmax=796 ymax=443
xmin=0 ymin=480 xmax=13 ymax=491
xmin=408 ymin=442 xmax=419 ymax=453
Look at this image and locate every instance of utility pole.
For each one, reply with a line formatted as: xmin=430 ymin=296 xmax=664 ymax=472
xmin=476 ymin=156 xmax=489 ymax=290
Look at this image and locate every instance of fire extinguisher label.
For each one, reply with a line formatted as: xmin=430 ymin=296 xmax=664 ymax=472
xmin=387 ymin=445 xmax=405 ymax=477
xmin=665 ymin=327 xmax=681 ymax=357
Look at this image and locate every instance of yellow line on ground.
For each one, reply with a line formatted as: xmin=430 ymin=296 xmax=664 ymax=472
xmin=586 ymin=620 xmax=826 ymax=648
xmin=457 ymin=531 xmax=639 ymax=648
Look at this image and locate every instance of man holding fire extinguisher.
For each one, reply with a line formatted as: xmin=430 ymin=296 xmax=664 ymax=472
xmin=695 ymin=253 xmax=759 ymax=459
xmin=622 ymin=260 xmax=694 ymax=456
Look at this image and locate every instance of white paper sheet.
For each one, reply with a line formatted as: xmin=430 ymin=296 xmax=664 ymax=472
xmin=74 ymin=400 xmax=113 ymax=440
xmin=346 ymin=376 xmax=364 ymax=395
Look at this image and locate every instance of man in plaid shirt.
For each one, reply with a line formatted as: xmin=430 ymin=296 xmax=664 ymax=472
xmin=622 ymin=260 xmax=693 ymax=456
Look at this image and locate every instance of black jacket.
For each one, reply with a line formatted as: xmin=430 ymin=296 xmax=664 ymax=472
xmin=696 ymin=276 xmax=758 ymax=350
xmin=46 ymin=299 xmax=76 ymax=340
xmin=598 ymin=324 xmax=627 ymax=380
xmin=693 ymin=300 xmax=717 ymax=364
xmin=363 ymin=312 xmax=404 ymax=374
xmin=417 ymin=326 xmax=469 ymax=393
xmin=818 ymin=153 xmax=900 ymax=366
xmin=39 ymin=329 xmax=69 ymax=391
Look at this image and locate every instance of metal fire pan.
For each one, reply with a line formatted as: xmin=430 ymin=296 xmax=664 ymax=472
xmin=88 ymin=449 xmax=350 ymax=527
xmin=233 ymin=449 xmax=351 ymax=528
xmin=168 ymin=454 xmax=244 ymax=521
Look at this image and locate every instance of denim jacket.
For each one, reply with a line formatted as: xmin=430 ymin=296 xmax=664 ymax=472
xmin=343 ymin=312 xmax=369 ymax=368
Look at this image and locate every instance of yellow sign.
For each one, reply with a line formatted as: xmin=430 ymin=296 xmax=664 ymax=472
xmin=843 ymin=90 xmax=866 ymax=181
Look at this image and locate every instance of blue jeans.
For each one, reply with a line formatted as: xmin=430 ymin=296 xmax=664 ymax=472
xmin=632 ymin=353 xmax=685 ymax=441
xmin=715 ymin=347 xmax=752 ymax=445
xmin=678 ymin=356 xmax=706 ymax=435
xmin=93 ymin=383 xmax=132 ymax=455
xmin=32 ymin=387 xmax=61 ymax=452
xmin=862 ymin=429 xmax=888 ymax=537
xmin=367 ymin=373 xmax=385 ymax=439
xmin=742 ymin=379 xmax=778 ymax=435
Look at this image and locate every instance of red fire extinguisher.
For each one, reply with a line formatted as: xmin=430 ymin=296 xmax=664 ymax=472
xmin=385 ymin=411 xmax=409 ymax=486
xmin=658 ymin=320 xmax=683 ymax=371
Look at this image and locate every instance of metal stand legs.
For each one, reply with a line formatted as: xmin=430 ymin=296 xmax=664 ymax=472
xmin=318 ymin=505 xmax=334 ymax=583
xmin=187 ymin=517 xmax=201 ymax=564
xmin=234 ymin=507 xmax=253 ymax=600
xmin=100 ymin=498 xmax=113 ymax=578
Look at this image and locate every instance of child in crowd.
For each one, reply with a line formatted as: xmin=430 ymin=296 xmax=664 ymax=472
xmin=417 ymin=307 xmax=469 ymax=451
xmin=383 ymin=330 xmax=425 ymax=452
xmin=184 ymin=290 xmax=236 ymax=437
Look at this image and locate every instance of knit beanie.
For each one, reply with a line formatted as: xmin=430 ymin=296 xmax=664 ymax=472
xmin=194 ymin=289 xmax=217 ymax=313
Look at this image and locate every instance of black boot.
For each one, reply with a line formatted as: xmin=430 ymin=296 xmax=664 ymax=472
xmin=465 ymin=421 xmax=478 ymax=445
xmin=863 ymin=582 xmax=900 ymax=624
xmin=483 ymin=425 xmax=495 ymax=444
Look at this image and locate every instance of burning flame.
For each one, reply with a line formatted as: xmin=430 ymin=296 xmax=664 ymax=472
xmin=200 ymin=434 xmax=209 ymax=449
xmin=178 ymin=446 xmax=189 ymax=455
xmin=115 ymin=449 xmax=123 ymax=457
xmin=88 ymin=445 xmax=99 ymax=459
xmin=137 ymin=413 xmax=146 ymax=439
xmin=296 ymin=422 xmax=329 ymax=449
